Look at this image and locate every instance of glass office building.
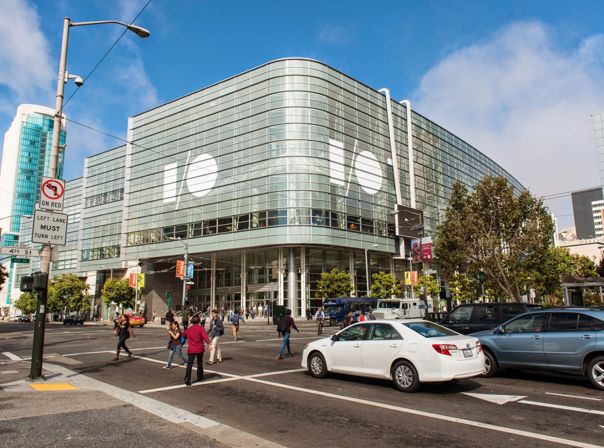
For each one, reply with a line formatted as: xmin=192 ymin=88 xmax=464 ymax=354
xmin=0 ymin=105 xmax=65 ymax=314
xmin=45 ymin=59 xmax=522 ymax=318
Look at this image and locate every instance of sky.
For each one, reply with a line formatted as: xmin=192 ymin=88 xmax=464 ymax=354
xmin=1 ymin=0 xmax=604 ymax=229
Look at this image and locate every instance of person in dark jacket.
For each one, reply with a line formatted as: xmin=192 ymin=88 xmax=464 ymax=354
xmin=182 ymin=315 xmax=210 ymax=386
xmin=207 ymin=310 xmax=224 ymax=364
xmin=113 ymin=314 xmax=134 ymax=360
xmin=277 ymin=309 xmax=299 ymax=359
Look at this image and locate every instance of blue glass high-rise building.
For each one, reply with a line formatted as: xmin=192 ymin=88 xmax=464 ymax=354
xmin=0 ymin=104 xmax=66 ymax=314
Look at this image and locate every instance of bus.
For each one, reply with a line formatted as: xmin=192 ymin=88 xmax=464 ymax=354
xmin=323 ymin=297 xmax=378 ymax=324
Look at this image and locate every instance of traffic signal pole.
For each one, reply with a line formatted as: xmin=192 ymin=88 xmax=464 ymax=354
xmin=26 ymin=273 xmax=49 ymax=379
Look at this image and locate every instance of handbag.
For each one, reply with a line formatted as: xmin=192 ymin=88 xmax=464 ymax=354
xmin=113 ymin=327 xmax=119 ymax=336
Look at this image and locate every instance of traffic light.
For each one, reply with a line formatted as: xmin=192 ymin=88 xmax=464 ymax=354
xmin=477 ymin=271 xmax=486 ymax=283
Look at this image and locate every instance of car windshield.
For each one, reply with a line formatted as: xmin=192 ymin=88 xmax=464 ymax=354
xmin=403 ymin=321 xmax=459 ymax=338
xmin=325 ymin=305 xmax=343 ymax=315
xmin=447 ymin=306 xmax=472 ymax=324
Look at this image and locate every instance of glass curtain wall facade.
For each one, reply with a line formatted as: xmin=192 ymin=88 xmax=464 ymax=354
xmin=0 ymin=105 xmax=65 ymax=314
xmin=18 ymin=59 xmax=524 ymax=318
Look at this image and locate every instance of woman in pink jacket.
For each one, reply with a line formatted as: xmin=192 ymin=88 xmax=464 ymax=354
xmin=182 ymin=314 xmax=210 ymax=386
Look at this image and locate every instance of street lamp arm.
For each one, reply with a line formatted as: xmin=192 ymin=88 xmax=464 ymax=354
xmin=70 ymin=20 xmax=151 ymax=38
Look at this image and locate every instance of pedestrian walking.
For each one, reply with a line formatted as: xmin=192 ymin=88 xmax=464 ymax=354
xmin=230 ymin=309 xmax=245 ymax=341
xmin=164 ymin=321 xmax=188 ymax=369
xmin=113 ymin=314 xmax=134 ymax=360
xmin=165 ymin=309 xmax=174 ymax=328
xmin=182 ymin=315 xmax=210 ymax=386
xmin=207 ymin=310 xmax=224 ymax=364
xmin=277 ymin=309 xmax=299 ymax=359
xmin=182 ymin=309 xmax=190 ymax=330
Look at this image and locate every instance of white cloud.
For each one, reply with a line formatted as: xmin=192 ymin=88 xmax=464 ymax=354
xmin=0 ymin=0 xmax=53 ymax=102
xmin=112 ymin=40 xmax=159 ymax=111
xmin=317 ymin=24 xmax=351 ymax=45
xmin=414 ymin=21 xmax=604 ymax=204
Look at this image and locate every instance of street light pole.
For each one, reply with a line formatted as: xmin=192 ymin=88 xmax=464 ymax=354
xmin=29 ymin=17 xmax=150 ymax=380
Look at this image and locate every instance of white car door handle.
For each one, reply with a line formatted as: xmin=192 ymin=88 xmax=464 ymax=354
xmin=353 ymin=343 xmax=361 ymax=348
xmin=581 ymin=335 xmax=593 ymax=339
xmin=532 ymin=335 xmax=542 ymax=340
xmin=389 ymin=344 xmax=399 ymax=348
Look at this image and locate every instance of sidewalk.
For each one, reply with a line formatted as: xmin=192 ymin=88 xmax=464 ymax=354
xmin=0 ymin=358 xmax=283 ymax=448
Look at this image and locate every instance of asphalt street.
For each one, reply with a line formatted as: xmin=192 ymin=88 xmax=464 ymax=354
xmin=1 ymin=320 xmax=603 ymax=448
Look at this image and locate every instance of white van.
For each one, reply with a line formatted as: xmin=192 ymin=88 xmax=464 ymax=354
xmin=373 ymin=298 xmax=423 ymax=319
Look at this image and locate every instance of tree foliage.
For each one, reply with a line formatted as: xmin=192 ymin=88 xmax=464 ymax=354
xmin=47 ymin=274 xmax=91 ymax=313
xmin=435 ymin=176 xmax=554 ymax=302
xmin=14 ymin=292 xmax=37 ymax=315
xmin=0 ymin=265 xmax=7 ymax=291
xmin=315 ymin=268 xmax=354 ymax=299
xmin=101 ymin=278 xmax=135 ymax=310
xmin=418 ymin=273 xmax=440 ymax=298
xmin=370 ymin=272 xmax=401 ymax=299
xmin=448 ymin=273 xmax=477 ymax=302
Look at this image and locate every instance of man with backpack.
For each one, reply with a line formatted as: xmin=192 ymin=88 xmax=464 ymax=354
xmin=277 ymin=309 xmax=299 ymax=360
xmin=207 ymin=309 xmax=224 ymax=365
xmin=230 ymin=309 xmax=245 ymax=341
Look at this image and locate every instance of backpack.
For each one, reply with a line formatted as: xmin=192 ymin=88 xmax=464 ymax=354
xmin=276 ymin=316 xmax=287 ymax=333
xmin=180 ymin=334 xmax=186 ymax=345
xmin=230 ymin=314 xmax=239 ymax=325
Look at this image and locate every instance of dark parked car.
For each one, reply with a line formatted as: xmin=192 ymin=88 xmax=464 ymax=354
xmin=17 ymin=315 xmax=31 ymax=322
xmin=63 ymin=315 xmax=85 ymax=325
xmin=473 ymin=309 xmax=604 ymax=390
xmin=440 ymin=302 xmax=530 ymax=334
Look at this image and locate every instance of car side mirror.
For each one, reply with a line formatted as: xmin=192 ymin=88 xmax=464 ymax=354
xmin=330 ymin=334 xmax=340 ymax=342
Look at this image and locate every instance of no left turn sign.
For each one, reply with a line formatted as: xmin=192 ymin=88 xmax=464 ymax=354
xmin=40 ymin=177 xmax=65 ymax=211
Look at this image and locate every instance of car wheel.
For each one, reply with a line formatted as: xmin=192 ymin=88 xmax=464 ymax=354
xmin=392 ymin=360 xmax=420 ymax=392
xmin=308 ymin=351 xmax=327 ymax=378
xmin=587 ymin=356 xmax=604 ymax=390
xmin=482 ymin=350 xmax=498 ymax=378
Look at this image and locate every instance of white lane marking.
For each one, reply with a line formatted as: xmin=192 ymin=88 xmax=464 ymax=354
xmin=139 ymin=377 xmax=243 ymax=394
xmin=243 ymin=377 xmax=602 ymax=448
xmin=1 ymin=352 xmax=22 ymax=361
xmin=138 ymin=364 xmax=305 ymax=394
xmin=462 ymin=393 xmax=527 ymax=405
xmin=44 ymin=362 xmax=220 ymax=429
xmin=254 ymin=337 xmax=323 ymax=342
xmin=520 ymin=400 xmax=604 ymax=416
xmin=546 ymin=392 xmax=601 ymax=402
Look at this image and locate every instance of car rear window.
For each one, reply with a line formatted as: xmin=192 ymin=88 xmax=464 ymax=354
xmin=578 ymin=314 xmax=604 ymax=331
xmin=548 ymin=313 xmax=579 ymax=332
xmin=403 ymin=321 xmax=458 ymax=338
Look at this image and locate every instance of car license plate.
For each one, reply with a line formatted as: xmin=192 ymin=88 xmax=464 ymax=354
xmin=463 ymin=348 xmax=472 ymax=358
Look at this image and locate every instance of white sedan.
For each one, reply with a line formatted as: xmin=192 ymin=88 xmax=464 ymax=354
xmin=301 ymin=319 xmax=485 ymax=392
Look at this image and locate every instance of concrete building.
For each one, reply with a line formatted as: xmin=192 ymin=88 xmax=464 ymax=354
xmin=571 ymin=187 xmax=603 ymax=240
xmin=16 ymin=59 xmax=524 ymax=318
xmin=0 ymin=105 xmax=65 ymax=315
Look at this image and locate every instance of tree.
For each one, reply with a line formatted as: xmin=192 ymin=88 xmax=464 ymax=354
xmin=47 ymin=274 xmax=90 ymax=313
xmin=14 ymin=292 xmax=37 ymax=315
xmin=315 ymin=268 xmax=353 ymax=299
xmin=418 ymin=273 xmax=440 ymax=299
xmin=0 ymin=265 xmax=7 ymax=291
xmin=448 ymin=273 xmax=475 ymax=302
xmin=435 ymin=176 xmax=554 ymax=302
xmin=101 ymin=278 xmax=135 ymax=310
xmin=370 ymin=272 xmax=401 ymax=299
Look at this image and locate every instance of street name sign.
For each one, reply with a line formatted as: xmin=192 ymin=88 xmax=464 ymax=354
xmin=0 ymin=246 xmax=39 ymax=257
xmin=40 ymin=177 xmax=65 ymax=211
xmin=32 ymin=210 xmax=68 ymax=245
